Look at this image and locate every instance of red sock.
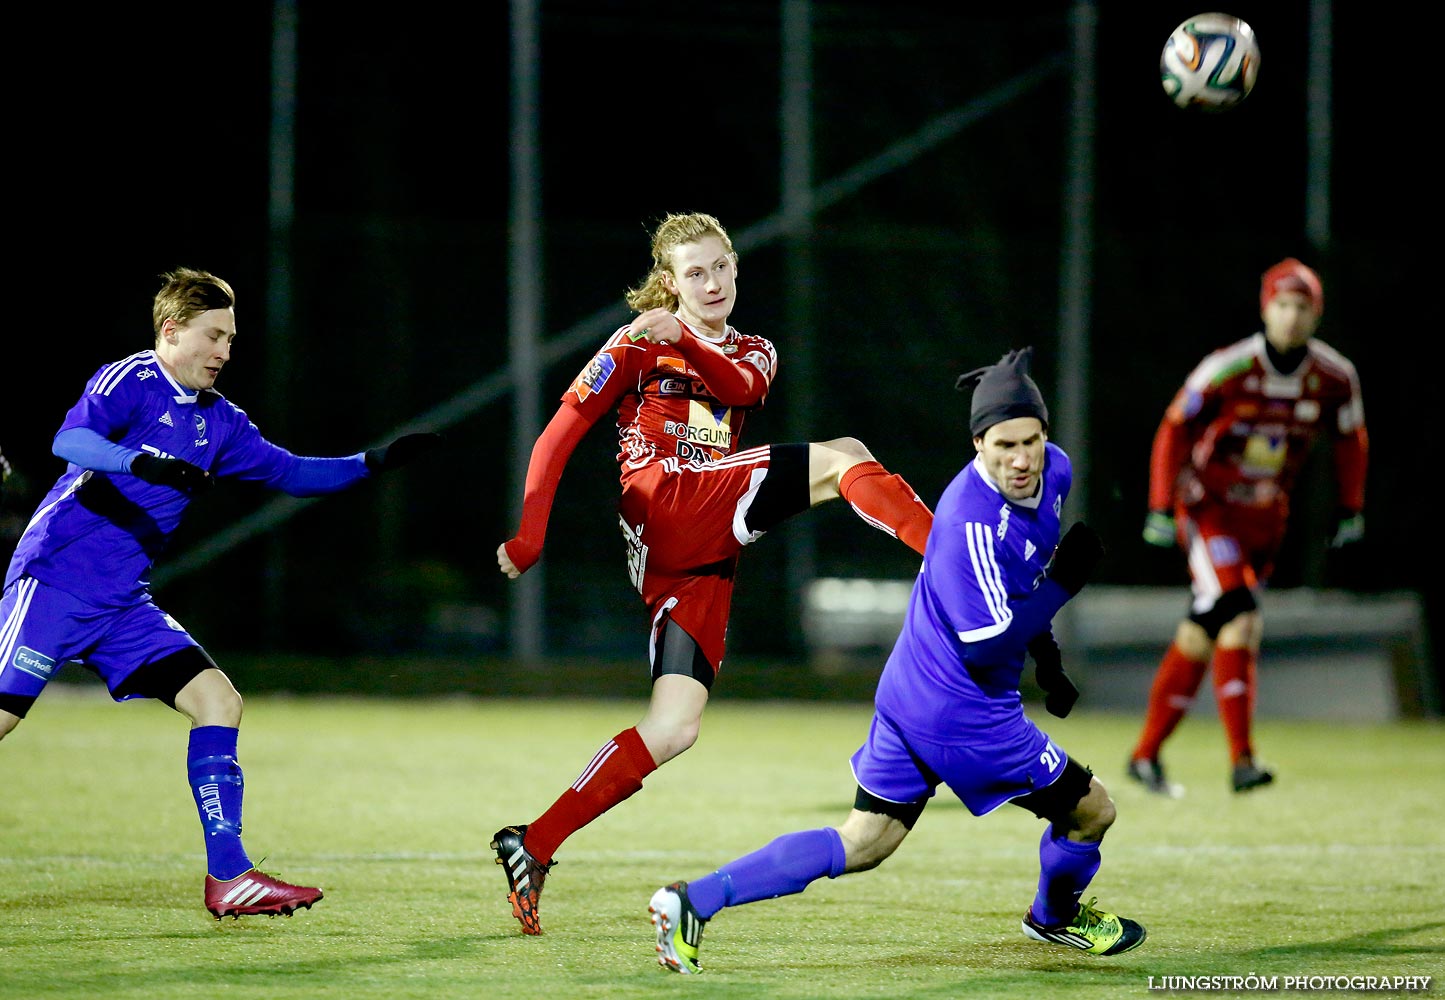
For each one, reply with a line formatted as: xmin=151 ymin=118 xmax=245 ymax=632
xmin=1212 ymin=647 xmax=1256 ymax=763
xmin=524 ymin=727 xmax=658 ymax=864
xmin=838 ymin=461 xmax=933 ymax=556
xmin=1132 ymin=641 xmax=1209 ymax=761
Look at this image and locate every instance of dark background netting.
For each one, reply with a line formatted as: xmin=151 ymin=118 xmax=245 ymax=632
xmin=3 ymin=3 xmax=1434 ymax=694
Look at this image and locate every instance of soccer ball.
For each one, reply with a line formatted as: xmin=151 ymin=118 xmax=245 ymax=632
xmin=1160 ymin=13 xmax=1260 ymax=112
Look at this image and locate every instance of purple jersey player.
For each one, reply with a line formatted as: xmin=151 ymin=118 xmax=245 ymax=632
xmin=0 ymin=268 xmax=437 ymax=919
xmin=647 ymin=348 xmax=1146 ymax=973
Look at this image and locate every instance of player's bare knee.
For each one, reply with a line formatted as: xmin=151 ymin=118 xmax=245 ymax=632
xmin=1216 ymin=610 xmax=1262 ymax=649
xmin=819 ymin=436 xmax=872 ymax=462
xmin=174 ymin=669 xmax=243 ymax=728
xmin=1067 ymin=780 xmax=1116 ymax=841
xmin=669 ymin=717 xmax=702 ymax=756
xmin=637 ymin=715 xmax=701 ymax=765
xmin=809 ymin=438 xmax=875 ymax=501
xmin=837 ymin=821 xmax=904 ymax=873
xmin=1173 ymin=619 xmax=1213 ymax=659
xmin=0 ymin=711 xmax=20 ymax=741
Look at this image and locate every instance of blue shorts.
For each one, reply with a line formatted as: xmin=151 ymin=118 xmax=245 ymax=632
xmin=849 ymin=709 xmax=1069 ymax=816
xmin=0 ymin=576 xmax=200 ymax=701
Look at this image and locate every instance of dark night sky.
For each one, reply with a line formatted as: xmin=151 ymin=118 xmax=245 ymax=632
xmin=5 ymin=2 xmax=1434 ymax=660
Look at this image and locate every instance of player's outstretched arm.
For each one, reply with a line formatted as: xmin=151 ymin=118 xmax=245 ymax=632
xmin=499 ymin=405 xmax=592 ymax=578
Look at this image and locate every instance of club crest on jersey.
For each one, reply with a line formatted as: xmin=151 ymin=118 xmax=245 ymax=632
xmin=1053 ymin=495 xmax=1062 ymax=517
xmin=193 ymin=413 xmax=208 ymax=447
xmin=572 ymin=352 xmax=616 ymax=403
xmin=997 ymin=504 xmax=1012 ymax=540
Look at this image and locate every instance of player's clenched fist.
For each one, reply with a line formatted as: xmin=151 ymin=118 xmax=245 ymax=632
xmin=497 ymin=542 xmax=522 ymax=580
xmin=627 ymin=307 xmax=683 ymax=345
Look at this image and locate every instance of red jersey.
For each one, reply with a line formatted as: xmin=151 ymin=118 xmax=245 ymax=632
xmin=1148 ymin=332 xmax=1367 ymax=519
xmin=562 ymin=320 xmax=779 ymax=481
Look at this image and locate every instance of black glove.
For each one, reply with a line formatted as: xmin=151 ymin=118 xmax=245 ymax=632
xmin=130 ymin=453 xmax=213 ymax=495
xmin=1028 ymin=632 xmax=1079 ymax=718
xmin=365 ymin=432 xmax=443 ymax=473
xmin=1046 ymin=522 xmax=1105 ymax=596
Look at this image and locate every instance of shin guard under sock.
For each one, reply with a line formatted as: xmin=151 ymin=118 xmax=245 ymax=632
xmin=838 ymin=461 xmax=933 ymax=556
xmin=1132 ymin=641 xmax=1208 ymax=761
xmin=1031 ymin=825 xmax=1102 ymax=927
xmin=1212 ymin=646 xmax=1256 ymax=762
xmin=188 ymin=725 xmax=252 ymax=880
xmin=687 ymin=827 xmax=848 ymax=920
xmin=526 ymin=727 xmax=657 ymax=864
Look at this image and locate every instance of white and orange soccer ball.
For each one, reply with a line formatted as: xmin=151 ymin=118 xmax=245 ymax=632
xmin=1160 ymin=12 xmax=1260 ymax=112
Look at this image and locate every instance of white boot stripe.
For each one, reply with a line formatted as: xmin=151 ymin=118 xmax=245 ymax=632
xmin=222 ymin=879 xmax=258 ymax=903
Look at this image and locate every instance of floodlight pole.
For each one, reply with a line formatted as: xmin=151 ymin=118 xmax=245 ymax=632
xmin=509 ymin=0 xmax=546 ymax=662
xmin=781 ymin=0 xmax=817 ymax=653
xmin=1054 ymin=0 xmax=1096 ymax=650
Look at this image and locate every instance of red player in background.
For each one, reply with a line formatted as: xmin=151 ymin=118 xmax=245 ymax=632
xmin=1128 ymin=257 xmax=1368 ymax=797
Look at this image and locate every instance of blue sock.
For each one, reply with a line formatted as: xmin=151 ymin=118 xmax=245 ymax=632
xmin=187 ymin=726 xmax=252 ymax=880
xmin=687 ymin=828 xmax=847 ymax=920
xmin=1031 ymin=825 xmax=1102 ymax=926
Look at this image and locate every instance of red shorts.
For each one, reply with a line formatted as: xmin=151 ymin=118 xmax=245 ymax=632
xmin=617 ymin=446 xmax=776 ymax=674
xmin=1177 ymin=499 xmax=1286 ymax=614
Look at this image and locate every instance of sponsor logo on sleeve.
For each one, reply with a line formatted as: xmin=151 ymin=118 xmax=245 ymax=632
xmin=572 ymin=353 xmax=616 ymax=403
xmin=741 ymin=350 xmax=772 ymax=375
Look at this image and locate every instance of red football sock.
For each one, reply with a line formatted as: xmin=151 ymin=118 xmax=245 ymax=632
xmin=1132 ymin=641 xmax=1209 ymax=761
xmin=1212 ymin=646 xmax=1256 ymax=763
xmin=524 ymin=727 xmax=658 ymax=864
xmin=838 ymin=461 xmax=933 ymax=556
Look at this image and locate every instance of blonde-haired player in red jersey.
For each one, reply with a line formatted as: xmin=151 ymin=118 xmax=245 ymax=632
xmin=1128 ymin=257 xmax=1368 ymax=797
xmin=490 ymin=212 xmax=934 ymax=935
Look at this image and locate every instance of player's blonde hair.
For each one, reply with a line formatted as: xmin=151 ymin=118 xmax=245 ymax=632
xmin=152 ymin=267 xmax=236 ymax=341
xmin=624 ymin=212 xmax=737 ymax=313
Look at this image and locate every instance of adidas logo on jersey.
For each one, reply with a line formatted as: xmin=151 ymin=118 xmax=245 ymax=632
xmin=159 ymin=412 xmax=175 ymax=427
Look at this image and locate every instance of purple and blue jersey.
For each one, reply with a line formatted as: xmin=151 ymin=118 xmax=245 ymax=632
xmin=852 ymin=442 xmax=1078 ymax=815
xmin=6 ymin=350 xmax=369 ymax=608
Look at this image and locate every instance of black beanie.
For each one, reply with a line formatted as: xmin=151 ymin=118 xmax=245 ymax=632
xmin=955 ymin=347 xmax=1050 ymax=437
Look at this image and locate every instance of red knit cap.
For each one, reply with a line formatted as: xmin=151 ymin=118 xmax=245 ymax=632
xmin=1260 ymin=257 xmax=1323 ymax=315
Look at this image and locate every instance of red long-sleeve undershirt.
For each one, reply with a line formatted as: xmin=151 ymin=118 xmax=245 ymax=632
xmin=501 ymin=405 xmax=593 ymax=574
xmin=501 ymin=325 xmax=768 ymax=574
xmin=671 ymin=325 xmax=768 ymax=406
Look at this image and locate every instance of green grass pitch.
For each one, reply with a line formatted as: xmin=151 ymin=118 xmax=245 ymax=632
xmin=1 ymin=690 xmax=1440 ymax=999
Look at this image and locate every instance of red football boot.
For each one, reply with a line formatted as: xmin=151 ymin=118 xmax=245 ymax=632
xmin=205 ymin=868 xmax=324 ymax=919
